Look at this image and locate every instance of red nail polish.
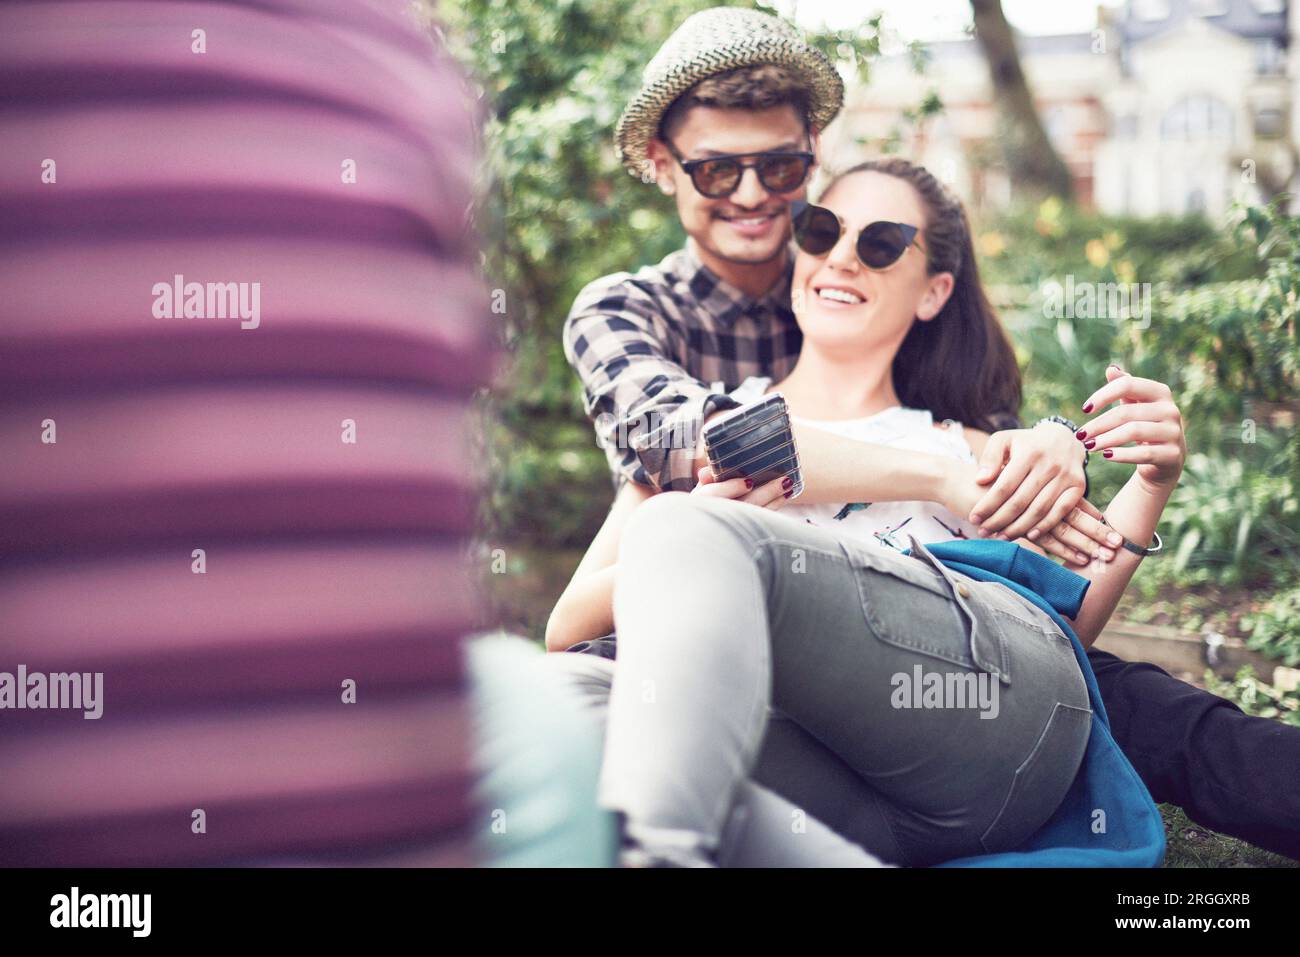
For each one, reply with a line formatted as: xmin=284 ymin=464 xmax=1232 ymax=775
xmin=1081 ymin=401 xmax=1094 ymax=413
xmin=1084 ymin=439 xmax=1096 ymax=450
xmin=782 ymin=476 xmax=793 ymax=490
xmin=1102 ymin=448 xmax=1113 ymax=458
xmin=783 ymin=489 xmax=793 ymax=498
xmin=1075 ymin=429 xmax=1087 ymax=440
xmin=744 ymin=478 xmax=754 ymax=489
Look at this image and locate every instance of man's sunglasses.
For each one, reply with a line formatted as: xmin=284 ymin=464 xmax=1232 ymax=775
xmin=791 ymin=200 xmax=923 ymax=270
xmin=664 ymin=141 xmax=814 ymax=199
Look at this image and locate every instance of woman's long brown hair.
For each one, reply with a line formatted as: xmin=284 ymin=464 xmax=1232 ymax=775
xmin=820 ymin=158 xmax=1022 ymax=433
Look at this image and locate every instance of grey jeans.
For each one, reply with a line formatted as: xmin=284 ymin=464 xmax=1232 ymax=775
xmin=542 ymin=652 xmax=888 ymax=866
xmin=597 ymin=491 xmax=1093 ymax=866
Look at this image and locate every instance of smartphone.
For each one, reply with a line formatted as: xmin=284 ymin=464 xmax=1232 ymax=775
xmin=702 ymin=392 xmax=803 ymax=498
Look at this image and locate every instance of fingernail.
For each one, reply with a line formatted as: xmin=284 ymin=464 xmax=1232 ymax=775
xmin=1077 ymin=552 xmax=1089 ymax=564
xmin=976 ymin=469 xmax=991 ymax=480
xmin=744 ymin=478 xmax=754 ymax=489
xmin=1084 ymin=439 xmax=1096 ymax=450
xmin=1075 ymin=429 xmax=1087 ymax=440
xmin=969 ymin=513 xmax=983 ymax=523
xmin=1102 ymin=448 xmax=1113 ymax=458
xmin=1107 ymin=532 xmax=1123 ymax=546
xmin=783 ymin=489 xmax=793 ymax=498
xmin=1027 ymin=529 xmax=1039 ymax=541
xmin=1108 ymin=363 xmax=1122 ymax=372
xmin=1100 ymin=548 xmax=1115 ymax=561
xmin=1081 ymin=401 xmax=1094 ymax=413
xmin=781 ymin=476 xmax=793 ymax=490
xmin=976 ymin=527 xmax=988 ymax=537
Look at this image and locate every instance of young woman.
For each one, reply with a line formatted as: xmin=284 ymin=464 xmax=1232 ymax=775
xmin=547 ymin=158 xmax=1186 ymax=866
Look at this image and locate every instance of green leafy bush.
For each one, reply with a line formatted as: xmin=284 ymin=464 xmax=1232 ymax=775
xmin=1203 ymin=665 xmax=1300 ymax=728
xmin=997 ymin=198 xmax=1299 ymax=588
xmin=1244 ymin=584 xmax=1300 ymax=665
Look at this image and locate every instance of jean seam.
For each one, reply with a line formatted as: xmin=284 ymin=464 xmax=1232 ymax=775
xmin=703 ymin=535 xmax=779 ymax=844
xmin=751 ymin=533 xmax=964 ymax=866
xmin=980 ymin=700 xmax=1091 ymax=852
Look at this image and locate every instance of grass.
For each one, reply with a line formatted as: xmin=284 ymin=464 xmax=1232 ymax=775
xmin=1160 ymin=805 xmax=1298 ymax=868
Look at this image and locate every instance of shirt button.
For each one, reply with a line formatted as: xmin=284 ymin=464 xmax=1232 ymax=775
xmin=956 ymin=583 xmax=970 ymax=598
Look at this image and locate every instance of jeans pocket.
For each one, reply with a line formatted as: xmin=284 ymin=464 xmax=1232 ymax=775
xmin=979 ymin=701 xmax=1093 ymax=853
xmin=839 ymin=539 xmax=979 ymax=672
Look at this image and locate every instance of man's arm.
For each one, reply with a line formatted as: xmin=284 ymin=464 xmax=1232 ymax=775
xmin=563 ymin=278 xmax=738 ymax=492
xmin=562 ymin=275 xmax=1099 ymax=546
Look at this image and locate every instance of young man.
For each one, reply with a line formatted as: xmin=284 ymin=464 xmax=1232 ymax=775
xmin=561 ymin=7 xmax=1300 ymax=859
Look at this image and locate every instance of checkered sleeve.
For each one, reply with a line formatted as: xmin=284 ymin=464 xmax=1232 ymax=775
xmin=563 ymin=277 xmax=739 ymax=492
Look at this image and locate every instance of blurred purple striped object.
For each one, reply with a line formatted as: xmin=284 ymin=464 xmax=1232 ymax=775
xmin=0 ymin=0 xmax=496 ymax=865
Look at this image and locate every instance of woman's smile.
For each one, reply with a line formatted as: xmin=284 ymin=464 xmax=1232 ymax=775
xmin=810 ymin=282 xmax=867 ymax=308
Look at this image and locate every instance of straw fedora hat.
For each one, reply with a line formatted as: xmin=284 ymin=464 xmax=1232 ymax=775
xmin=615 ymin=7 xmax=844 ymax=175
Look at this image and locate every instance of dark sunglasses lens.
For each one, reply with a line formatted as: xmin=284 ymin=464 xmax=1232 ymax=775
xmin=793 ymin=205 xmax=840 ymax=255
xmin=691 ymin=159 xmax=742 ymax=197
xmin=857 ymin=222 xmax=908 ymax=268
xmin=757 ymin=155 xmax=809 ymax=193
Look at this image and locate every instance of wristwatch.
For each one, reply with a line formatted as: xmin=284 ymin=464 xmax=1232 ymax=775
xmin=1034 ymin=415 xmax=1091 ymax=499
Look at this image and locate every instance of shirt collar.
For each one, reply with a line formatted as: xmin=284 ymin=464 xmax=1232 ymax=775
xmin=679 ymin=238 xmax=796 ymax=328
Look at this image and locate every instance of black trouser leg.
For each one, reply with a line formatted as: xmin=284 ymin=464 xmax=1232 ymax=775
xmin=1087 ymin=647 xmax=1300 ymax=859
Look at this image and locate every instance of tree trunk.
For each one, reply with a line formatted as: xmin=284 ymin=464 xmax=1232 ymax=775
xmin=970 ymin=0 xmax=1074 ymax=202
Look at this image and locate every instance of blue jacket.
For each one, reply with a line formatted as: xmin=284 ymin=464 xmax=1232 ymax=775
xmin=908 ymin=539 xmax=1166 ymax=868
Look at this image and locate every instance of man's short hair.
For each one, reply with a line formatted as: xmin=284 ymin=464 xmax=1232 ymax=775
xmin=657 ymin=63 xmax=813 ymax=143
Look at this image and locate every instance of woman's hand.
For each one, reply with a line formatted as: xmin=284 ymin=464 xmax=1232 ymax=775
xmin=965 ymin=422 xmax=1095 ymax=545
xmin=691 ymin=466 xmax=791 ymax=509
xmin=1079 ymin=364 xmax=1187 ymax=493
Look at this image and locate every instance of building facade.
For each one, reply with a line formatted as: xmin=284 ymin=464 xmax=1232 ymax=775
xmin=829 ymin=0 xmax=1295 ymax=217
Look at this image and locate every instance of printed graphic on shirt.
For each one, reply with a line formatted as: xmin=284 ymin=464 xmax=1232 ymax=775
xmin=872 ymin=516 xmax=914 ymax=551
xmin=832 ymin=502 xmax=870 ymax=521
xmin=933 ymin=516 xmax=971 ymax=540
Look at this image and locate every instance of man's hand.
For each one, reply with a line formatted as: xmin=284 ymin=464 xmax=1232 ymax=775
xmin=967 ymin=422 xmax=1095 ymax=546
xmin=942 ymin=459 xmax=1117 ymax=565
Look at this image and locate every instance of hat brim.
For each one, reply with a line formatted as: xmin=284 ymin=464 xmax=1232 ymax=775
xmin=615 ymin=40 xmax=844 ymax=176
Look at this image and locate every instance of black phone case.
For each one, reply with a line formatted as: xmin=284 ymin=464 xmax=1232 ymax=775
xmin=703 ymin=392 xmax=803 ymax=498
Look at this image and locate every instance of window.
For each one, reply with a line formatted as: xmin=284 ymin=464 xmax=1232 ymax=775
xmin=1133 ymin=0 xmax=1171 ymax=21
xmin=1160 ymin=96 xmax=1234 ymax=143
xmin=1255 ymin=107 xmax=1284 ymax=137
xmin=1255 ymin=38 xmax=1284 ymax=75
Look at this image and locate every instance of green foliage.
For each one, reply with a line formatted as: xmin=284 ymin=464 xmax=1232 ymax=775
xmin=978 ymin=198 xmax=1260 ymax=291
xmin=990 ymin=197 xmax=1299 ymax=588
xmin=1203 ymin=665 xmax=1300 ymax=728
xmin=1244 ymin=584 xmax=1300 ymax=665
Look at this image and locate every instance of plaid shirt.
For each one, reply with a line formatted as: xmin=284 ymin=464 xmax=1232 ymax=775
xmin=564 ymin=241 xmax=802 ymax=492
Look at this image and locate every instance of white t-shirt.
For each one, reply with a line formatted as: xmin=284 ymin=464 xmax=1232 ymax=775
xmin=728 ymin=376 xmax=981 ymax=554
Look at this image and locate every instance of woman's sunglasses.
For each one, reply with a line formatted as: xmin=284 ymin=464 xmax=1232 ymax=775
xmin=792 ymin=200 xmax=923 ymax=270
xmin=665 ymin=141 xmax=814 ymax=199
